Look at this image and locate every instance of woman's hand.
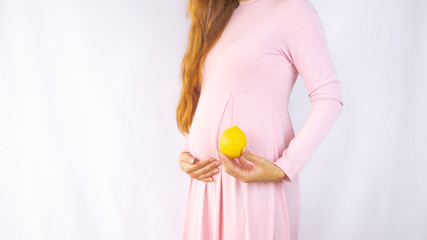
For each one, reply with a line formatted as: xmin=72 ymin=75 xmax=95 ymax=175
xmin=217 ymin=147 xmax=286 ymax=183
xmin=178 ymin=152 xmax=222 ymax=182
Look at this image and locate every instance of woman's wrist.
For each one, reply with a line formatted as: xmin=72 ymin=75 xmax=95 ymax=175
xmin=274 ymin=165 xmax=286 ymax=181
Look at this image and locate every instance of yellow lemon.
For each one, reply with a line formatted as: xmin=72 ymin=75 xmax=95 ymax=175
xmin=219 ymin=126 xmax=247 ymax=159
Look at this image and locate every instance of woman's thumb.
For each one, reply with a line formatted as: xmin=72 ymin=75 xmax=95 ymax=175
xmin=242 ymin=147 xmax=262 ymax=165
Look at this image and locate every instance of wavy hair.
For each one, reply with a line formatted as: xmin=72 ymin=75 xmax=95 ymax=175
xmin=176 ymin=0 xmax=239 ymax=135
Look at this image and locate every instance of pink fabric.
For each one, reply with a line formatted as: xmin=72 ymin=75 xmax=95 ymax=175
xmin=180 ymin=0 xmax=343 ymax=239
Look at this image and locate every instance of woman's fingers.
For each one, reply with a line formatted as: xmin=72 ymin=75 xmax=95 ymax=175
xmin=185 ymin=158 xmax=214 ymax=173
xmin=200 ymin=167 xmax=222 ymax=182
xmin=187 ymin=158 xmax=221 ymax=181
xmin=191 ymin=161 xmax=220 ymax=180
xmin=199 ymin=175 xmax=216 ymax=182
xmin=196 ymin=166 xmax=220 ymax=182
xmin=178 ymin=153 xmax=221 ymax=182
xmin=237 ymin=156 xmax=250 ymax=168
xmin=179 ymin=152 xmax=195 ymax=164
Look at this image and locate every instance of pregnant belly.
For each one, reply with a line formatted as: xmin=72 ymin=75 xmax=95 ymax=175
xmin=189 ymin=90 xmax=286 ymax=164
xmin=189 ymin=91 xmax=232 ymax=162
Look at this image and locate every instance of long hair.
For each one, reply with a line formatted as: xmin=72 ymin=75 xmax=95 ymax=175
xmin=176 ymin=0 xmax=239 ymax=135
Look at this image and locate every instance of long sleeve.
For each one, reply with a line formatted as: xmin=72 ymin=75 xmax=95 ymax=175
xmin=273 ymin=0 xmax=344 ymax=182
xmin=181 ymin=133 xmax=190 ymax=153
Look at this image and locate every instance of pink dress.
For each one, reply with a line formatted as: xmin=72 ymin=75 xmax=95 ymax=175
xmin=180 ymin=0 xmax=344 ymax=239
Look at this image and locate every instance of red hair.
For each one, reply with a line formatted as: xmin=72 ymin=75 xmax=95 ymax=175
xmin=176 ymin=0 xmax=239 ymax=135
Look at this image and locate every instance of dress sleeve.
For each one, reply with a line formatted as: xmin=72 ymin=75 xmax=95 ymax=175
xmin=273 ymin=1 xmax=344 ymax=182
xmin=181 ymin=133 xmax=190 ymax=153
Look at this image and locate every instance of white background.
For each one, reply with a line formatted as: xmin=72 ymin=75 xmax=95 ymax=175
xmin=0 ymin=0 xmax=426 ymax=239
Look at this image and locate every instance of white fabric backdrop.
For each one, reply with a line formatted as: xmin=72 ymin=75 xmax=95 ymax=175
xmin=0 ymin=0 xmax=426 ymax=239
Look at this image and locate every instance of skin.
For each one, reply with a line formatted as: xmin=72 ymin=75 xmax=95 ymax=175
xmin=178 ymin=152 xmax=222 ymax=182
xmin=218 ymin=147 xmax=286 ymax=182
xmin=178 ymin=147 xmax=287 ymax=183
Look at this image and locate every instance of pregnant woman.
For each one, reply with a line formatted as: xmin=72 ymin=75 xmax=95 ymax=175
xmin=175 ymin=0 xmax=344 ymax=239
